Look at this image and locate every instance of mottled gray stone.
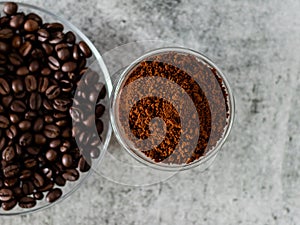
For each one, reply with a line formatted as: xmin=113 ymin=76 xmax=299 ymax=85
xmin=2 ymin=0 xmax=300 ymax=224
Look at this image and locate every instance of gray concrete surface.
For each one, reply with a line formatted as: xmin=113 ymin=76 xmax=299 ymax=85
xmin=2 ymin=0 xmax=300 ymax=224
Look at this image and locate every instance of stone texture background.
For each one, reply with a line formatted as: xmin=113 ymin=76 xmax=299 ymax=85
xmin=2 ymin=0 xmax=300 ymax=224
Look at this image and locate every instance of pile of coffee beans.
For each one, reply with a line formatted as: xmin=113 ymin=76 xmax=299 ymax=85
xmin=0 ymin=2 xmax=106 ymax=211
xmin=117 ymin=50 xmax=229 ymax=165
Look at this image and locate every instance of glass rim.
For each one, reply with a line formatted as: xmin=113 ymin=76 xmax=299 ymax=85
xmin=110 ymin=46 xmax=235 ymax=172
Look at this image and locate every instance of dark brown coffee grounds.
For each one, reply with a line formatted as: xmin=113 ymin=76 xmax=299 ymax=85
xmin=117 ymin=50 xmax=229 ymax=165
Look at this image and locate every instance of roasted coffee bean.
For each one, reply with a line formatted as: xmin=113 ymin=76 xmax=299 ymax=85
xmin=10 ymin=13 xmax=25 ymax=29
xmin=19 ymin=170 xmax=32 ymax=180
xmin=15 ymin=144 xmax=22 ymax=155
xmin=37 ymin=29 xmax=49 ymax=42
xmin=9 ymin=52 xmax=23 ymax=66
xmin=95 ymin=104 xmax=105 ymax=118
xmin=97 ymin=84 xmax=106 ymax=100
xmin=3 ymin=164 xmax=19 ymax=178
xmin=48 ymin=56 xmax=60 ymax=70
xmin=78 ymin=41 xmax=92 ymax=58
xmin=62 ymin=61 xmax=77 ymax=72
xmin=27 ymin=13 xmax=43 ymax=25
xmin=33 ymin=117 xmax=44 ymax=131
xmin=62 ymin=154 xmax=73 ymax=167
xmin=24 ymin=19 xmax=39 ymax=32
xmin=62 ymin=169 xmax=79 ymax=181
xmin=96 ymin=119 xmax=104 ymax=134
xmin=42 ymin=42 xmax=53 ymax=55
xmin=60 ymin=140 xmax=71 ymax=153
xmin=45 ymin=149 xmax=57 ymax=161
xmin=0 ymin=137 xmax=6 ymax=150
xmin=72 ymin=44 xmax=80 ymax=60
xmin=55 ymin=119 xmax=68 ymax=127
xmin=0 ymin=52 xmax=7 ymax=64
xmin=16 ymin=66 xmax=29 ymax=76
xmin=2 ymin=95 xmax=13 ymax=108
xmin=29 ymin=60 xmax=39 ymax=72
xmin=27 ymin=146 xmax=40 ymax=155
xmin=11 ymin=100 xmax=26 ymax=112
xmin=19 ymin=120 xmax=31 ymax=131
xmin=19 ymin=197 xmax=36 ymax=208
xmin=4 ymin=177 xmax=18 ymax=187
xmin=2 ymin=146 xmax=15 ymax=162
xmin=33 ymin=192 xmax=44 ymax=200
xmin=78 ymin=156 xmax=91 ymax=172
xmin=3 ymin=2 xmax=18 ymax=15
xmin=44 ymin=115 xmax=54 ymax=123
xmin=13 ymin=186 xmax=22 ymax=198
xmin=65 ymin=31 xmax=76 ymax=44
xmin=60 ymin=79 xmax=73 ymax=92
xmin=54 ymin=175 xmax=66 ymax=186
xmin=49 ymin=139 xmax=61 ymax=148
xmin=34 ymin=134 xmax=47 ymax=145
xmin=44 ymin=124 xmax=60 ymax=138
xmin=24 ymin=158 xmax=37 ymax=168
xmin=12 ymin=79 xmax=24 ymax=93
xmin=19 ymin=132 xmax=32 ymax=146
xmin=32 ymin=173 xmax=44 ymax=188
xmin=38 ymin=77 xmax=49 ymax=93
xmin=46 ymin=188 xmax=62 ymax=203
xmin=19 ymin=41 xmax=32 ymax=56
xmin=25 ymin=111 xmax=37 ymax=120
xmin=45 ymin=85 xmax=60 ymax=99
xmin=29 ymin=92 xmax=42 ymax=110
xmin=25 ymin=75 xmax=37 ymax=92
xmin=0 ymin=28 xmax=13 ymax=39
xmin=0 ymin=41 xmax=10 ymax=52
xmin=22 ymin=181 xmax=34 ymax=195
xmin=38 ymin=181 xmax=54 ymax=192
xmin=42 ymin=168 xmax=53 ymax=179
xmin=0 ymin=115 xmax=10 ymax=128
xmin=41 ymin=67 xmax=51 ymax=76
xmin=43 ymin=99 xmax=53 ymax=110
xmin=2 ymin=199 xmax=17 ymax=210
xmin=55 ymin=43 xmax=70 ymax=61
xmin=31 ymin=48 xmax=44 ymax=58
xmin=6 ymin=125 xmax=17 ymax=139
xmin=53 ymin=98 xmax=71 ymax=112
xmin=11 ymin=35 xmax=22 ymax=49
xmin=0 ymin=188 xmax=13 ymax=201
xmin=0 ymin=66 xmax=6 ymax=75
xmin=0 ymin=78 xmax=10 ymax=95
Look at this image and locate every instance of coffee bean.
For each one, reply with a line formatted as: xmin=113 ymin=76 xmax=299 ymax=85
xmin=19 ymin=197 xmax=36 ymax=208
xmin=11 ymin=35 xmax=22 ymax=49
xmin=2 ymin=146 xmax=15 ymax=162
xmin=96 ymin=119 xmax=104 ymax=134
xmin=25 ymin=111 xmax=37 ymax=120
xmin=19 ymin=41 xmax=32 ymax=56
xmin=27 ymin=13 xmax=43 ymax=25
xmin=24 ymin=19 xmax=39 ymax=32
xmin=0 ymin=115 xmax=10 ymax=128
xmin=60 ymin=140 xmax=71 ymax=153
xmin=10 ymin=100 xmax=26 ymax=112
xmin=62 ymin=169 xmax=79 ymax=181
xmin=0 ymin=28 xmax=13 ymax=39
xmin=49 ymin=139 xmax=61 ymax=148
xmin=34 ymin=134 xmax=47 ymax=145
xmin=78 ymin=156 xmax=91 ymax=172
xmin=3 ymin=2 xmax=18 ymax=15
xmin=19 ymin=170 xmax=32 ymax=180
xmin=54 ymin=175 xmax=66 ymax=186
xmin=44 ymin=115 xmax=54 ymax=123
xmin=22 ymin=181 xmax=34 ymax=195
xmin=53 ymin=98 xmax=71 ymax=112
xmin=10 ymin=13 xmax=25 ymax=29
xmin=72 ymin=44 xmax=80 ymax=60
xmin=31 ymin=48 xmax=44 ymax=59
xmin=45 ymin=85 xmax=60 ymax=99
xmin=44 ymin=124 xmax=60 ymax=138
xmin=0 ymin=188 xmax=13 ymax=201
xmin=27 ymin=146 xmax=40 ymax=155
xmin=32 ymin=173 xmax=44 ymax=188
xmin=6 ymin=125 xmax=17 ymax=139
xmin=38 ymin=77 xmax=49 ymax=93
xmin=0 ymin=78 xmax=10 ymax=95
xmin=33 ymin=117 xmax=44 ymax=131
xmin=29 ymin=60 xmax=39 ymax=72
xmin=62 ymin=61 xmax=77 ymax=72
xmin=15 ymin=144 xmax=22 ymax=155
xmin=19 ymin=132 xmax=32 ymax=146
xmin=0 ymin=41 xmax=10 ymax=52
xmin=42 ymin=168 xmax=53 ymax=179
xmin=41 ymin=67 xmax=51 ymax=76
xmin=55 ymin=43 xmax=70 ymax=61
xmin=24 ymin=158 xmax=37 ymax=168
xmin=48 ymin=56 xmax=60 ymax=70
xmin=46 ymin=149 xmax=58 ymax=161
xmin=79 ymin=41 xmax=92 ymax=58
xmin=0 ymin=137 xmax=6 ymax=150
xmin=37 ymin=29 xmax=49 ymax=42
xmin=62 ymin=154 xmax=73 ymax=167
xmin=0 ymin=52 xmax=7 ymax=64
xmin=95 ymin=104 xmax=105 ymax=118
xmin=2 ymin=199 xmax=17 ymax=210
xmin=46 ymin=188 xmax=62 ymax=203
xmin=38 ymin=181 xmax=54 ymax=192
xmin=65 ymin=31 xmax=76 ymax=44
xmin=97 ymin=84 xmax=106 ymax=100
xmin=41 ymin=42 xmax=53 ymax=55
xmin=18 ymin=120 xmax=30 ymax=131
xmin=3 ymin=164 xmax=19 ymax=178
xmin=11 ymin=79 xmax=23 ymax=93
xmin=29 ymin=92 xmax=42 ymax=110
xmin=16 ymin=66 xmax=29 ymax=76
xmin=43 ymin=99 xmax=53 ymax=110
xmin=2 ymin=95 xmax=13 ymax=108
xmin=33 ymin=192 xmax=44 ymax=200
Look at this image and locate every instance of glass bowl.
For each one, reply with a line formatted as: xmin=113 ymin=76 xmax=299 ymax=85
xmin=110 ymin=47 xmax=235 ymax=172
xmin=0 ymin=2 xmax=112 ymax=215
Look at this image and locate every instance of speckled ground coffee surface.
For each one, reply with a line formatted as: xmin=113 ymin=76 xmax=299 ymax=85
xmin=2 ymin=0 xmax=300 ymax=224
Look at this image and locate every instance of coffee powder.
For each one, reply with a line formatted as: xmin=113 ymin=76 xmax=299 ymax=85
xmin=117 ymin=50 xmax=229 ymax=165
